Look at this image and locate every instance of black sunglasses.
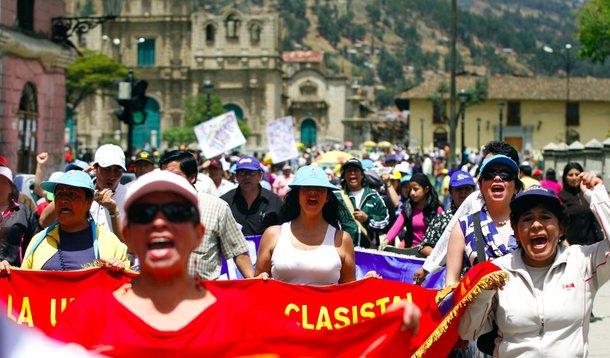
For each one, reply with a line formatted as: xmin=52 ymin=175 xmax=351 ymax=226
xmin=481 ymin=169 xmax=516 ymax=182
xmin=127 ymin=203 xmax=198 ymax=224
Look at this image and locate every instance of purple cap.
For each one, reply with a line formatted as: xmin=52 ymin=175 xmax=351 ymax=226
xmin=235 ymin=156 xmax=261 ymax=171
xmin=449 ymin=170 xmax=475 ymax=188
xmin=510 ymin=185 xmax=564 ymax=220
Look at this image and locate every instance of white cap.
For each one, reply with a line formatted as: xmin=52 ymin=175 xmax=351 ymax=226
xmin=0 ymin=166 xmax=13 ymax=184
xmin=94 ymin=144 xmax=126 ymax=171
xmin=124 ymin=171 xmax=199 ymax=217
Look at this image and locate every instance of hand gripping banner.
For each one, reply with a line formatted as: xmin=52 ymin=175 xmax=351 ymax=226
xmin=0 ymin=261 xmax=506 ymax=357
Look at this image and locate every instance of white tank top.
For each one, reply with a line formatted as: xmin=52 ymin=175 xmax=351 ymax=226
xmin=271 ymin=222 xmax=342 ymax=286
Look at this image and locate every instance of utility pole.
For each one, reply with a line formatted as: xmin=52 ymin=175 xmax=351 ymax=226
xmin=449 ymin=0 xmax=457 ymax=163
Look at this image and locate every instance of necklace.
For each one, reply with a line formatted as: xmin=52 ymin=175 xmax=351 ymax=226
xmin=496 ymin=219 xmax=509 ymax=227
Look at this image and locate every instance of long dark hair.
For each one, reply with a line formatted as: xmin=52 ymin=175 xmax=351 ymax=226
xmin=403 ymin=173 xmax=442 ymax=247
xmin=279 ymin=187 xmax=347 ymax=229
xmin=562 ymin=162 xmax=584 ymax=189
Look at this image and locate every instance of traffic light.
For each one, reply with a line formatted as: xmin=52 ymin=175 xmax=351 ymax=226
xmin=113 ymin=77 xmax=148 ymax=125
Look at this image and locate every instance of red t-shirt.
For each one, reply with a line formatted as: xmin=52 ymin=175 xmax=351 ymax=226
xmin=52 ymin=283 xmax=301 ymax=352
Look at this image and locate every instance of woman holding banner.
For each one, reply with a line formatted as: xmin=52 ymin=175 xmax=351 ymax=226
xmin=51 ymin=171 xmax=421 ymax=355
xmin=256 ymin=165 xmax=356 ymax=285
xmin=459 ymin=174 xmax=610 ymax=357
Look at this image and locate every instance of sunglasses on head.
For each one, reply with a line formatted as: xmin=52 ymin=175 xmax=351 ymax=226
xmin=127 ymin=203 xmax=198 ymax=224
xmin=481 ymin=169 xmax=516 ymax=181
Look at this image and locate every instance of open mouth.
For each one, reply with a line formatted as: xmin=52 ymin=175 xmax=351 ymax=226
xmin=531 ymin=236 xmax=548 ymax=248
xmin=307 ymin=198 xmax=319 ymax=206
xmin=148 ymin=238 xmax=174 ymax=250
xmin=58 ymin=207 xmax=72 ymax=214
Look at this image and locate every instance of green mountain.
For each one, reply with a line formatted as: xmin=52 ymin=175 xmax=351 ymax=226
xmin=274 ymin=0 xmax=610 ymax=108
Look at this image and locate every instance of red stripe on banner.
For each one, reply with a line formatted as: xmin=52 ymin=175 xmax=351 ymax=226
xmin=0 ymin=262 xmax=504 ymax=357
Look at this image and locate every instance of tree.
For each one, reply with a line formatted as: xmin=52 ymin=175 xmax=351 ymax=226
xmin=577 ymin=0 xmax=610 ymax=63
xmin=162 ymin=95 xmax=250 ymax=148
xmin=66 ymin=49 xmax=129 ymax=111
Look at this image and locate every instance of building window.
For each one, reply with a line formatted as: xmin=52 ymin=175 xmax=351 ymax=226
xmin=249 ymin=23 xmax=262 ymax=44
xmin=225 ymin=14 xmax=240 ymax=39
xmin=205 ymin=24 xmax=215 ymax=43
xmin=566 ymin=102 xmax=579 ymax=126
xmin=506 ymin=101 xmax=521 ymax=126
xmin=17 ymin=83 xmax=38 ymax=174
xmin=432 ymin=103 xmax=447 ymax=124
xmin=17 ymin=0 xmax=34 ymax=31
xmin=137 ymin=38 xmax=155 ymax=67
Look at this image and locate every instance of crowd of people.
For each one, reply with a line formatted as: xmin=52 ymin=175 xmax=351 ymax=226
xmin=0 ymin=139 xmax=608 ymax=357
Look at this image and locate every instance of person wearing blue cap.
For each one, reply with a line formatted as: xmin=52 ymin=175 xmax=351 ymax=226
xmin=460 ymin=174 xmax=610 ymax=357
xmin=255 ymin=165 xmax=356 ymax=285
xmin=421 ymin=141 xmax=520 ymax=281
xmin=220 ymin=155 xmax=283 ymax=236
xmin=445 ymin=153 xmax=524 ymax=286
xmin=5 ymin=171 xmax=129 ymax=272
xmin=413 ymin=170 xmax=476 ymax=284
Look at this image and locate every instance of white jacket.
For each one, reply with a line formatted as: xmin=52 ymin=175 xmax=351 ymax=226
xmin=458 ymin=184 xmax=610 ymax=357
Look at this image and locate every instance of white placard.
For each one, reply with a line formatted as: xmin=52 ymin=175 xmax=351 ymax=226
xmin=266 ymin=116 xmax=299 ymax=164
xmin=194 ymin=111 xmax=246 ymax=158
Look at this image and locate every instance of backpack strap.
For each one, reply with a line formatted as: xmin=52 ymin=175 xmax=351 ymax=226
xmin=472 ymin=210 xmax=486 ymax=264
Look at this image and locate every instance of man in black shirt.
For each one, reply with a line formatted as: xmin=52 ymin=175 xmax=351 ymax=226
xmin=220 ymin=156 xmax=283 ymax=236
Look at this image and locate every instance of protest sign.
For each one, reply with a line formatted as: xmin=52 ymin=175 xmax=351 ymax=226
xmin=266 ymin=116 xmax=299 ymax=163
xmin=194 ymin=111 xmax=246 ymax=158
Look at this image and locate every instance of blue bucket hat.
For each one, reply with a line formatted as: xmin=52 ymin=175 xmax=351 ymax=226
xmin=64 ymin=159 xmax=90 ymax=172
xmin=479 ymin=154 xmax=519 ymax=177
xmin=449 ymin=170 xmax=476 ymax=188
xmin=289 ymin=165 xmax=337 ymax=190
xmin=40 ymin=170 xmax=95 ymax=195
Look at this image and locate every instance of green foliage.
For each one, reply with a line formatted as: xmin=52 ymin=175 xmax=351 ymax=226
xmin=316 ymin=5 xmax=341 ymax=46
xmin=280 ymin=0 xmax=310 ymax=50
xmin=66 ymin=49 xmax=129 ymax=110
xmin=162 ymin=94 xmax=250 ymax=148
xmin=375 ymin=87 xmax=398 ymax=109
xmin=465 ymin=78 xmax=489 ymax=106
xmin=577 ymin=0 xmax=610 ymax=63
xmin=377 ymin=48 xmax=404 ymax=85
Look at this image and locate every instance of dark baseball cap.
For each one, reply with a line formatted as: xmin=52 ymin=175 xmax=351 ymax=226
xmin=340 ymin=158 xmax=363 ymax=176
xmin=510 ymin=185 xmax=565 ymax=222
xmin=134 ymin=151 xmax=156 ymax=165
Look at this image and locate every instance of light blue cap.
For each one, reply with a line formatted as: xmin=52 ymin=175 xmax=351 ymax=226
xmin=41 ymin=170 xmax=95 ymax=195
xmin=480 ymin=154 xmax=519 ymax=177
xmin=361 ymin=159 xmax=375 ymax=170
xmin=289 ymin=165 xmax=337 ymax=190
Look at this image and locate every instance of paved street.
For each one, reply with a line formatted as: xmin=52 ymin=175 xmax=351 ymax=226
xmin=590 ymin=281 xmax=610 ymax=357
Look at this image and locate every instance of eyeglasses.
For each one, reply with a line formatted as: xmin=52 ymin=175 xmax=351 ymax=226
xmin=127 ymin=203 xmax=198 ymax=224
xmin=236 ymin=170 xmax=259 ymax=178
xmin=481 ymin=169 xmax=516 ymax=182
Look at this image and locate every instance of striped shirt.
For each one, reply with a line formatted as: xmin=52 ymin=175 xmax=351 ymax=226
xmin=188 ymin=192 xmax=249 ymax=280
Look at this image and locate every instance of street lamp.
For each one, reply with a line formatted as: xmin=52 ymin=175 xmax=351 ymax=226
xmin=498 ymin=100 xmax=505 ymax=141
xmin=419 ymin=118 xmax=424 ymax=152
xmin=476 ymin=117 xmax=481 ymax=150
xmin=543 ymin=43 xmax=573 ymax=143
xmin=52 ymin=0 xmax=122 ymax=45
xmin=458 ymin=89 xmax=469 ymax=166
xmin=565 ymin=43 xmax=572 ymax=144
xmin=202 ymin=81 xmax=214 ymax=121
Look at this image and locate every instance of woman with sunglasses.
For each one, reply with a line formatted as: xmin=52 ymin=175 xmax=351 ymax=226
xmin=52 ymin=171 xmax=421 ymax=353
xmin=256 ymin=165 xmax=355 ymax=285
xmin=445 ymin=155 xmax=523 ymax=286
xmin=459 ymin=174 xmax=610 ymax=357
xmin=0 ymin=171 xmax=128 ymax=275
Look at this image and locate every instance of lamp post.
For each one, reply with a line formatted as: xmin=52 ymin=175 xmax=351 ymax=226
xmin=543 ymin=43 xmax=573 ymax=144
xmin=565 ymin=43 xmax=572 ymax=144
xmin=420 ymin=118 xmax=424 ymax=152
xmin=202 ymin=80 xmax=214 ymax=121
xmin=476 ymin=117 xmax=481 ymax=150
xmin=458 ymin=89 xmax=469 ymax=166
xmin=498 ymin=100 xmax=505 ymax=141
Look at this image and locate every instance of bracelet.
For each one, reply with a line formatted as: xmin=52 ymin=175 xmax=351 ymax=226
xmin=109 ymin=211 xmax=120 ymax=218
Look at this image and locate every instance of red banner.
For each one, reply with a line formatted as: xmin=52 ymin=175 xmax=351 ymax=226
xmin=0 ymin=262 xmax=505 ymax=357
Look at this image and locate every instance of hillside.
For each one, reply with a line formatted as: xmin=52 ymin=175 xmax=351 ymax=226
xmin=274 ymin=0 xmax=610 ymax=108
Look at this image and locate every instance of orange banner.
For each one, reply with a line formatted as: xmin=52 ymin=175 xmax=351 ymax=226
xmin=0 ymin=262 xmax=505 ymax=357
